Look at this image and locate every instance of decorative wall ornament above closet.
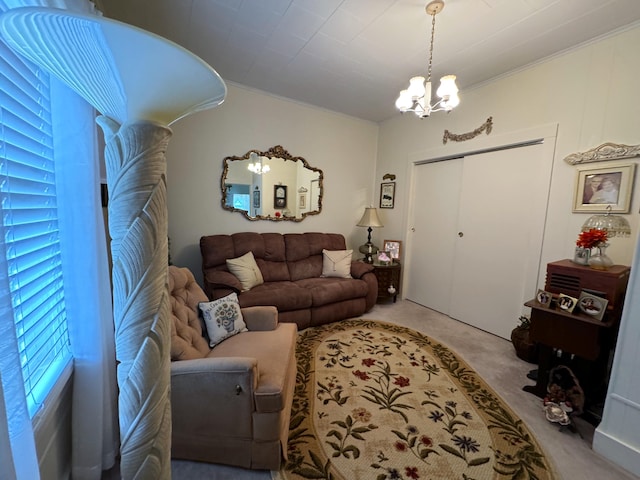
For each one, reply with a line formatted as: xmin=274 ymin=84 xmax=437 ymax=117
xmin=443 ymin=117 xmax=493 ymax=144
xmin=564 ymin=142 xmax=640 ymax=165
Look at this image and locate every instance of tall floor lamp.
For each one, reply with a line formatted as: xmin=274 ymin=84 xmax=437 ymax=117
xmin=0 ymin=8 xmax=226 ymax=479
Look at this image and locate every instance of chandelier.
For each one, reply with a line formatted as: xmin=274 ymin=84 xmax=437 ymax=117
xmin=395 ymin=0 xmax=459 ymax=118
xmin=247 ymin=152 xmax=270 ymax=174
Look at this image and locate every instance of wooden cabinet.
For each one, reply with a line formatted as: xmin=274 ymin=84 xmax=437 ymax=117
xmin=524 ymin=260 xmax=631 ymax=423
xmin=370 ymin=262 xmax=401 ymax=303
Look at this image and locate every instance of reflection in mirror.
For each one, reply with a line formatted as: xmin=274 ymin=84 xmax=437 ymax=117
xmin=221 ymin=145 xmax=323 ymax=221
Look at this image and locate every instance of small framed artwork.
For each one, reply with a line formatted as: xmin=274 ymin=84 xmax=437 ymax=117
xmin=253 ymin=188 xmax=260 ymax=209
xmin=573 ymin=163 xmax=636 ymax=213
xmin=557 ymin=294 xmax=578 ymax=313
xmin=383 ymin=240 xmax=402 ymax=261
xmin=380 ymin=182 xmax=395 ymax=209
xmin=274 ymin=185 xmax=287 ymax=209
xmin=578 ymin=292 xmax=609 ymax=321
xmin=535 ymin=289 xmax=552 ymax=308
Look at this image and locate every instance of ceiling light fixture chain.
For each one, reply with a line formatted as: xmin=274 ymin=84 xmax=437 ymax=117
xmin=395 ymin=0 xmax=459 ymax=119
xmin=426 ymin=3 xmax=437 ymax=83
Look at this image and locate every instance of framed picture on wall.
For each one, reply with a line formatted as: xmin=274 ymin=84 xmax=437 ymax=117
xmin=380 ymin=182 xmax=395 ymax=209
xmin=253 ymin=188 xmax=260 ymax=209
xmin=573 ymin=163 xmax=635 ymax=213
xmin=274 ymin=185 xmax=287 ymax=209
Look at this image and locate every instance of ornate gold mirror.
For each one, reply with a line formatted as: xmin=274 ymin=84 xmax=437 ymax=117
xmin=221 ymin=145 xmax=323 ymax=222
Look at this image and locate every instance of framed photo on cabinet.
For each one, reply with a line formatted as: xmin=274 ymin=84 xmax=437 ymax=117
xmin=380 ymin=182 xmax=395 ymax=209
xmin=573 ymin=163 xmax=635 ymax=213
xmin=578 ymin=291 xmax=608 ymax=321
xmin=557 ymin=294 xmax=578 ymax=313
xmin=535 ymin=289 xmax=552 ymax=308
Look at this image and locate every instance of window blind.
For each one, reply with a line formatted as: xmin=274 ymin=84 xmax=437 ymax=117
xmin=0 ymin=6 xmax=72 ymax=417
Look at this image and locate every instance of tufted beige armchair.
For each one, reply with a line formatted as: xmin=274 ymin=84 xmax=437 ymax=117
xmin=168 ymin=265 xmax=297 ymax=470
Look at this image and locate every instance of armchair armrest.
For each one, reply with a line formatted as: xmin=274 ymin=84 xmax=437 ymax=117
xmin=242 ymin=305 xmax=278 ymax=331
xmin=350 ymin=261 xmax=374 ymax=279
xmin=171 ymin=357 xmax=258 ymax=437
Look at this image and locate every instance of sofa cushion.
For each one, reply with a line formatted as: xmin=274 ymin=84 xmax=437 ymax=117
xmin=200 ymin=293 xmax=248 ymax=347
xmin=227 ymin=251 xmax=264 ymax=291
xmin=297 ymin=277 xmax=369 ymax=307
xmin=321 ymin=249 xmax=353 ymax=278
xmin=237 ymin=282 xmax=313 ymax=311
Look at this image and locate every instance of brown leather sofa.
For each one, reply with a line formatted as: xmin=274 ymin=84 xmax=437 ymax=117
xmin=168 ymin=265 xmax=297 ymax=470
xmin=200 ymin=232 xmax=377 ymax=329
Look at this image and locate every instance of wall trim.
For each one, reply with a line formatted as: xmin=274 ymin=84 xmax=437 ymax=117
xmin=593 ymin=428 xmax=640 ymax=477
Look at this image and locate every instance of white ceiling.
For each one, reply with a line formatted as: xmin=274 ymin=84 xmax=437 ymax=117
xmin=102 ymin=0 xmax=640 ymax=123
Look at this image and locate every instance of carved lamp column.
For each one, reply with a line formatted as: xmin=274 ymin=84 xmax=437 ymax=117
xmin=0 ymin=8 xmax=226 ymax=479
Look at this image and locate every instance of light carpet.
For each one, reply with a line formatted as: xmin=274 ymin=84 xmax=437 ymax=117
xmin=274 ymin=319 xmax=557 ymax=480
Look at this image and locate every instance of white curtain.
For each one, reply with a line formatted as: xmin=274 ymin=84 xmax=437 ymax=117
xmin=51 ymin=78 xmax=119 ymax=479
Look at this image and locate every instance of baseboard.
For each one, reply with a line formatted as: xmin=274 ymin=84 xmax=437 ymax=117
xmin=593 ymin=428 xmax=640 ymax=477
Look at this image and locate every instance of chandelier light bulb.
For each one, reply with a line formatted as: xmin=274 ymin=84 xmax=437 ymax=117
xmin=408 ymin=76 xmax=426 ymax=98
xmin=395 ymin=90 xmax=412 ymax=110
xmin=436 ymin=74 xmax=458 ymax=98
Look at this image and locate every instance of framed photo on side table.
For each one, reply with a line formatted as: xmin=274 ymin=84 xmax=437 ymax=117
xmin=573 ymin=163 xmax=635 ymax=213
xmin=380 ymin=182 xmax=395 ymax=209
xmin=383 ymin=240 xmax=402 ymax=261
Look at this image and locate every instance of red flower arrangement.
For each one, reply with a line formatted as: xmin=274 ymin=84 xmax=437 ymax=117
xmin=576 ymin=228 xmax=608 ymax=249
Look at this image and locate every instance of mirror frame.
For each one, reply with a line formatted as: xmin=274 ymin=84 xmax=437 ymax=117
xmin=220 ymin=145 xmax=323 ymax=222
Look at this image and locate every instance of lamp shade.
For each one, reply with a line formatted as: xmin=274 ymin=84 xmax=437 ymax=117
xmin=357 ymin=207 xmax=384 ymax=228
xmin=581 ymin=213 xmax=631 ymax=238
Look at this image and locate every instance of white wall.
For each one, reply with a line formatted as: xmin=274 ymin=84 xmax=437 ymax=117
xmin=166 ymin=83 xmax=379 ymax=281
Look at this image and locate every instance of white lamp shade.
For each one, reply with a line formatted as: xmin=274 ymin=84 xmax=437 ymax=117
xmin=408 ymin=76 xmax=426 ymax=98
xmin=395 ymin=90 xmax=413 ymax=110
xmin=444 ymin=92 xmax=460 ymax=109
xmin=357 ymin=207 xmax=384 ymax=228
xmin=436 ymin=74 xmax=458 ymax=98
xmin=0 ymin=7 xmax=226 ymax=126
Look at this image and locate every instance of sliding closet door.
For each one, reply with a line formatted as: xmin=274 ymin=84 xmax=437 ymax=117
xmin=407 ymin=142 xmax=551 ymax=339
xmin=448 ymin=144 xmax=550 ymax=338
xmin=405 ymin=158 xmax=463 ymax=314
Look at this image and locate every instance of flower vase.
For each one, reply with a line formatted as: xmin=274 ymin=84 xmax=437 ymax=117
xmin=588 ymin=244 xmax=613 ymax=270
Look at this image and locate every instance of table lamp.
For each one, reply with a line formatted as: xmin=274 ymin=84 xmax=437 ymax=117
xmin=357 ymin=207 xmax=384 ymax=263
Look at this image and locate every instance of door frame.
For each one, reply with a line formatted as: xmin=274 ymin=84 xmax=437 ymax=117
xmin=402 ymin=123 xmax=559 ymax=305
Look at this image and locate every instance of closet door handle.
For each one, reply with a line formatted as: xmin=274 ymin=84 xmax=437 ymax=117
xmin=458 ymin=232 xmax=464 ymax=237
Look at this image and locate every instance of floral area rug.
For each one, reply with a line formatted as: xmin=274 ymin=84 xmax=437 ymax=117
xmin=274 ymin=319 xmax=557 ymax=480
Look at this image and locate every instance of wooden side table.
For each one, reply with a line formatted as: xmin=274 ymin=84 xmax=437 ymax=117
xmin=370 ymin=261 xmax=401 ymax=303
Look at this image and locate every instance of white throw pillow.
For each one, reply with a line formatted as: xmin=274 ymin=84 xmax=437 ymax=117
xmin=321 ymin=249 xmax=353 ymax=278
xmin=226 ymin=251 xmax=264 ymax=291
xmin=199 ymin=293 xmax=248 ymax=348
